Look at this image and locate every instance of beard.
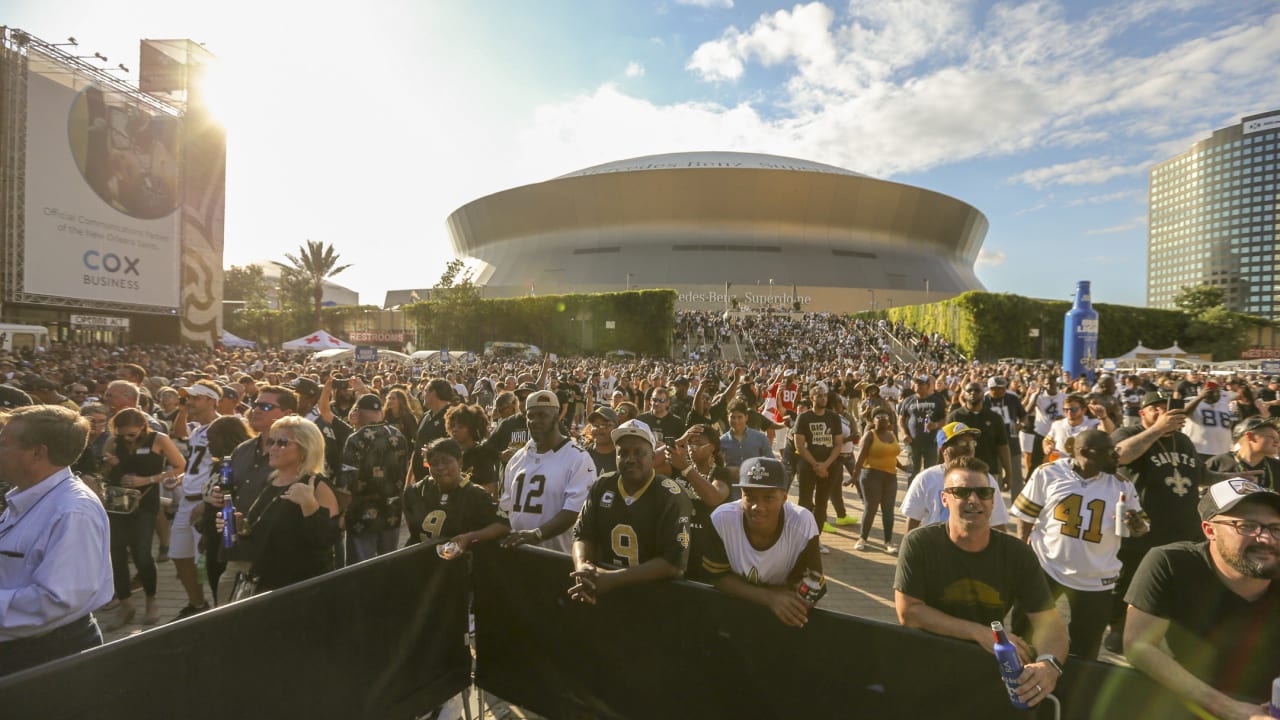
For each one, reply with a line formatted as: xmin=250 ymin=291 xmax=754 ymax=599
xmin=1220 ymin=540 xmax=1280 ymax=580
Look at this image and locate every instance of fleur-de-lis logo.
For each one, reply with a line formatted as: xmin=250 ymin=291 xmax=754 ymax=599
xmin=747 ymin=462 xmax=768 ymax=483
xmin=1168 ymin=474 xmax=1192 ymax=496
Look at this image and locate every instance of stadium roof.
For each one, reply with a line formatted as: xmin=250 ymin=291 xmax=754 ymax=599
xmin=556 ymin=151 xmax=866 ymax=180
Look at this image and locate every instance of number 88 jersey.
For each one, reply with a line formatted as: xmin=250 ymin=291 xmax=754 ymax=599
xmin=1011 ymin=458 xmax=1141 ymax=592
xmin=498 ymin=439 xmax=595 ymax=554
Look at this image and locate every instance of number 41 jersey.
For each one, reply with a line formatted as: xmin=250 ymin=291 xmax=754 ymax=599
xmin=499 ymin=438 xmax=595 ymax=554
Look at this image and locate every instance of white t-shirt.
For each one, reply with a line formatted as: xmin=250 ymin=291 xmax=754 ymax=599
xmin=880 ymin=383 xmax=902 ymax=403
xmin=900 ymin=463 xmax=1010 ymax=527
xmin=1010 ymin=458 xmax=1140 ymax=592
xmin=184 ymin=422 xmax=214 ymax=496
xmin=1046 ymin=417 xmax=1100 ymax=457
xmin=1183 ymin=397 xmax=1235 ymax=456
xmin=499 ymin=438 xmax=596 ymax=554
xmin=1034 ymin=391 xmax=1066 ymax=436
xmin=710 ymin=501 xmax=816 ymax=586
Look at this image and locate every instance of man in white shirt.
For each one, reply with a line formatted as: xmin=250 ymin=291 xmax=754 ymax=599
xmin=902 ymin=423 xmax=1011 ymax=532
xmin=170 ymin=380 xmax=221 ymax=620
xmin=0 ymin=406 xmax=112 ymax=675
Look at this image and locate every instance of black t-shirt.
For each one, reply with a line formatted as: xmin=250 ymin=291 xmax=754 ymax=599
xmin=462 ymin=443 xmax=499 ymax=490
xmin=946 ymin=407 xmax=1008 ymax=474
xmin=1261 ymin=387 xmax=1280 ymax=419
xmin=588 ymin=445 xmax=617 ymax=476
xmin=674 ymin=465 xmax=733 ymax=582
xmin=636 ymin=411 xmax=687 ymax=448
xmin=894 ymin=523 xmax=1053 ymax=627
xmin=795 ymin=409 xmax=841 ymax=464
xmin=571 ymin=471 xmax=692 ymax=572
xmin=982 ymin=394 xmax=1025 ymax=436
xmin=482 ymin=412 xmax=530 ymax=458
xmin=410 ymin=407 xmax=449 ymax=481
xmin=1205 ymin=452 xmax=1280 ymax=491
xmin=1111 ymin=426 xmax=1204 ymax=545
xmin=402 ymin=478 xmax=500 ymax=546
xmin=1125 ymin=541 xmax=1280 ymax=701
xmin=1175 ymin=379 xmax=1202 ymax=400
xmin=899 ymin=392 xmax=946 ymax=443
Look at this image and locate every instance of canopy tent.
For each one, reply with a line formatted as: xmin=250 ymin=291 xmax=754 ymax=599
xmin=1117 ymin=341 xmax=1190 ymax=360
xmin=219 ymin=329 xmax=256 ymax=348
xmin=1147 ymin=343 xmax=1189 ymax=356
xmin=282 ymin=330 xmax=354 ymax=351
xmin=409 ymin=350 xmax=473 ymax=365
xmin=312 ymin=348 xmax=413 ymax=365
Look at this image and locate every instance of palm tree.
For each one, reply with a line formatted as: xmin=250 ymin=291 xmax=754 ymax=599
xmin=275 ymin=240 xmax=352 ymax=331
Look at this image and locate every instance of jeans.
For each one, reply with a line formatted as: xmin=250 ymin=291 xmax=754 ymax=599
xmin=859 ymin=469 xmax=897 ymax=543
xmin=1015 ymin=571 xmax=1112 ymax=661
xmin=346 ymin=527 xmax=400 ymax=565
xmin=796 ymin=464 xmax=832 ymax=531
xmin=109 ymin=509 xmax=157 ymax=599
xmin=908 ymin=439 xmax=936 ymax=481
xmin=0 ymin=615 xmax=102 ymax=677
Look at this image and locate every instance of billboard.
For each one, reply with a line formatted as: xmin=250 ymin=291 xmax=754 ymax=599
xmin=22 ymin=51 xmax=182 ymax=308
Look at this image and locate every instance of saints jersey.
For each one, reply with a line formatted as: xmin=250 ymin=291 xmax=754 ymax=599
xmin=701 ymin=501 xmax=816 ymax=586
xmin=184 ymin=421 xmax=214 ymax=496
xmin=1011 ymin=458 xmax=1141 ymax=592
xmin=571 ymin=471 xmax=692 ymax=572
xmin=1046 ymin=417 xmax=1099 ymax=456
xmin=499 ymin=438 xmax=595 ymax=554
xmin=1183 ymin=397 xmax=1235 ymax=457
xmin=402 ymin=478 xmax=500 ymax=545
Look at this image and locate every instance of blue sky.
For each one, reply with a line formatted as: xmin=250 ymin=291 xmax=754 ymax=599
xmin=6 ymin=0 xmax=1280 ymax=307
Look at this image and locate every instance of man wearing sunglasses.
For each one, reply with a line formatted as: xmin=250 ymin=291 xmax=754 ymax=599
xmin=1124 ymin=479 xmax=1280 ymax=719
xmin=1012 ymin=430 xmax=1146 ymax=660
xmin=901 ymin=422 xmax=1011 ymax=534
xmin=895 ymin=456 xmax=1068 ymax=709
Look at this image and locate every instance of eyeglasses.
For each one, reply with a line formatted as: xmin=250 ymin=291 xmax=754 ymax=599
xmin=253 ymin=402 xmax=280 ymax=412
xmin=943 ymin=486 xmax=996 ymax=501
xmin=267 ymin=438 xmax=293 ymax=448
xmin=652 ymin=398 xmax=669 ymax=404
xmin=1209 ymin=520 xmax=1280 ymax=540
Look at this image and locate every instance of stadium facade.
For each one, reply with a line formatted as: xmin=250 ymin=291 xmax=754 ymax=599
xmin=446 ymin=152 xmax=988 ymax=313
xmin=1148 ymin=109 xmax=1280 ymax=318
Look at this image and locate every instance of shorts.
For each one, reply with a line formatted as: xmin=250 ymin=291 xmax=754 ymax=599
xmin=1018 ymin=431 xmax=1037 ymax=454
xmin=168 ymin=497 xmax=203 ymax=560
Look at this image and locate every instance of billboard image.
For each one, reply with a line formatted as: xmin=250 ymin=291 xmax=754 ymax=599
xmin=22 ymin=52 xmax=182 ymax=309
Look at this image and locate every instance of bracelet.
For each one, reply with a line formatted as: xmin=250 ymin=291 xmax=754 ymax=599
xmin=532 ymin=527 xmax=544 ymax=541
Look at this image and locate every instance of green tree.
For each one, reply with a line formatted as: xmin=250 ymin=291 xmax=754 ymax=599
xmin=274 ymin=240 xmax=352 ymax=331
xmin=1173 ymin=283 xmax=1226 ymax=316
xmin=223 ymin=264 xmax=271 ymax=310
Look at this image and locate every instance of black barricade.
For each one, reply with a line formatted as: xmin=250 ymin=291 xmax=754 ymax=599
xmin=0 ymin=544 xmax=470 ymax=720
xmin=472 ymin=546 xmax=1204 ymax=720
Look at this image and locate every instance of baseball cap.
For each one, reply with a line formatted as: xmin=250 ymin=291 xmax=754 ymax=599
xmin=1198 ymin=478 xmax=1280 ymax=521
xmin=587 ymin=406 xmax=618 ymax=425
xmin=185 ymin=383 xmax=221 ymax=402
xmin=987 ymin=376 xmax=1008 ymax=389
xmin=356 ymin=393 xmax=383 ymax=412
xmin=1140 ymin=391 xmax=1171 ymax=409
xmin=515 ymin=382 xmax=540 ymax=395
xmin=936 ymin=421 xmax=980 ymax=449
xmin=220 ymin=385 xmax=240 ymax=400
xmin=783 ymin=369 xmax=796 ymax=378
xmin=915 ymin=375 xmax=932 ymax=384
xmin=1232 ymin=416 xmax=1279 ymax=441
xmin=673 ymin=376 xmax=690 ymax=385
xmin=525 ymin=390 xmax=559 ymax=411
xmin=0 ymin=385 xmax=32 ymax=409
xmin=611 ymin=419 xmax=655 ymax=447
xmin=291 ymin=377 xmax=320 ymax=396
xmin=734 ymin=457 xmax=788 ymax=490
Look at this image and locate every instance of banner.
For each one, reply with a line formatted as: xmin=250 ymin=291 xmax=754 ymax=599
xmin=472 ymin=546 xmax=1208 ymax=720
xmin=0 ymin=545 xmax=470 ymax=719
xmin=178 ymin=48 xmax=227 ymax=345
xmin=22 ymin=51 xmax=182 ymax=308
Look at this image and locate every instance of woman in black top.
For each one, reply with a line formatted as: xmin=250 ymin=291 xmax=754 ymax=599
xmin=667 ymin=424 xmax=732 ymax=582
xmin=220 ymin=416 xmax=338 ymax=593
xmin=102 ymin=408 xmax=186 ymax=628
xmin=445 ymin=404 xmax=499 ymax=497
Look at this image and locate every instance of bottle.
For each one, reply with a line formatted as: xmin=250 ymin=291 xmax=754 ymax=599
xmin=1269 ymin=675 xmax=1280 ymax=718
xmin=797 ymin=570 xmax=824 ymax=607
xmin=1115 ymin=493 xmax=1131 ymax=538
xmin=1062 ymin=280 xmax=1099 ymax=385
xmin=219 ymin=463 xmax=233 ymax=490
xmin=221 ymin=496 xmax=236 ymax=548
xmin=992 ymin=621 xmax=1030 ymax=710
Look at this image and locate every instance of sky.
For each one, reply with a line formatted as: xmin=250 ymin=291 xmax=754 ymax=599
xmin=6 ymin=0 xmax=1280 ymax=308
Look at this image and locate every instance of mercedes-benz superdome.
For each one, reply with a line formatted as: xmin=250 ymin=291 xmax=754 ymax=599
xmin=446 ymin=151 xmax=988 ymax=313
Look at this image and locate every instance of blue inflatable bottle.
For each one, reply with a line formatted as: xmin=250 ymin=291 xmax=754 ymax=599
xmin=1063 ymin=281 xmax=1099 ymax=385
xmin=992 ymin=621 xmax=1030 ymax=710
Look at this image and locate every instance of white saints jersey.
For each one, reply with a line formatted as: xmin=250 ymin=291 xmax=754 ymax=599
xmin=900 ymin=463 xmax=1010 ymax=527
xmin=1011 ymin=458 xmax=1141 ymax=592
xmin=499 ymin=438 xmax=595 ymax=554
xmin=1046 ymin=417 xmax=1099 ymax=456
xmin=184 ymin=421 xmax=214 ymax=496
xmin=1183 ymin=397 xmax=1235 ymax=457
xmin=1033 ymin=391 xmax=1066 ymax=436
xmin=710 ymin=501 xmax=816 ymax=586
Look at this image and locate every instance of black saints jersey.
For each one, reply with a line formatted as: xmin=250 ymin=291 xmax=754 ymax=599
xmin=403 ymin=479 xmax=500 ymax=545
xmin=571 ymin=471 xmax=692 ymax=572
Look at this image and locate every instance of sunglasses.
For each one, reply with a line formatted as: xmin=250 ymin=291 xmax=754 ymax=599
xmin=266 ymin=437 xmax=294 ymax=448
xmin=943 ymin=486 xmax=996 ymax=501
xmin=253 ymin=401 xmax=280 ymax=412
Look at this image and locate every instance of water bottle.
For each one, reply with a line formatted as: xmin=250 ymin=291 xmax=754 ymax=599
xmin=1115 ymin=493 xmax=1131 ymax=538
xmin=1269 ymin=675 xmax=1280 ymax=717
xmin=221 ymin=496 xmax=236 ymax=548
xmin=992 ymin=621 xmax=1030 ymax=710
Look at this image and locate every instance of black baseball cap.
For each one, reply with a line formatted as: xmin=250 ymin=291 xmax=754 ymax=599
xmin=291 ymin=377 xmax=320 ymax=396
xmin=356 ymin=393 xmax=383 ymax=412
xmin=734 ymin=457 xmax=788 ymax=491
xmin=1233 ymin=416 xmax=1279 ymax=441
xmin=0 ymin=384 xmax=32 ymax=409
xmin=1140 ymin=391 xmax=1171 ymax=409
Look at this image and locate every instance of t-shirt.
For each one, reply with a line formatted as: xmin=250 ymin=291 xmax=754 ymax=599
xmin=893 ymin=523 xmax=1053 ymax=626
xmin=1120 ymin=387 xmax=1145 ymax=418
xmin=1204 ymin=452 xmax=1280 ymax=491
xmin=410 ymin=407 xmax=449 ymax=481
xmin=899 ymin=392 xmax=946 ymax=444
xmin=1033 ymin=391 xmax=1066 ymax=436
xmin=794 ymin=409 xmax=841 ymax=464
xmin=701 ymin=501 xmax=817 ymax=585
xmin=1125 ymin=541 xmax=1280 ymax=701
xmin=1111 ymin=426 xmax=1203 ymax=546
xmin=636 ymin=412 xmax=687 ymax=448
xmin=571 ymin=471 xmax=691 ymax=572
xmin=1045 ymin=417 xmax=1099 ymax=458
xmin=946 ymin=407 xmax=1008 ymax=475
xmin=402 ymin=479 xmax=500 ymax=545
xmin=982 ymin=393 xmax=1024 ymax=437
xmin=1010 ymin=459 xmax=1140 ymax=591
xmin=482 ymin=412 xmax=530 ymax=459
xmin=1174 ymin=379 xmax=1202 ymax=400
xmin=900 ymin=464 xmax=1010 ymax=527
xmin=1182 ymin=397 xmax=1235 ymax=457
xmin=587 ymin=445 xmax=617 ymax=476
xmin=499 ymin=438 xmax=596 ymax=554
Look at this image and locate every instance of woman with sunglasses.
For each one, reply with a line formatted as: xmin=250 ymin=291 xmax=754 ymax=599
xmin=100 ymin=408 xmax=187 ymax=629
xmin=217 ymin=416 xmax=339 ymax=594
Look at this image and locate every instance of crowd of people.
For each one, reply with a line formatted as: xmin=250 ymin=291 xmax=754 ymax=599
xmin=1 ymin=336 xmax=1278 ymax=717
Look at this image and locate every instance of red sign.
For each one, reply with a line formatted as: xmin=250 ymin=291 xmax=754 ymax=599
xmin=1240 ymin=347 xmax=1280 ymax=359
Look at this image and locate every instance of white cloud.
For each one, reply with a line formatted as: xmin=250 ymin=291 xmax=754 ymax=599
xmin=625 ymin=61 xmax=646 ymax=78
xmin=675 ymin=0 xmax=734 ymax=7
xmin=1067 ymin=189 xmax=1140 ymax=207
xmin=1010 ymin=158 xmax=1148 ymax=189
xmin=1086 ymin=215 xmax=1148 ymax=235
xmin=977 ymin=249 xmax=1008 ymax=267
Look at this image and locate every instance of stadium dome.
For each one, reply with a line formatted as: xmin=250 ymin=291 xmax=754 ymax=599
xmin=446 ymin=151 xmax=988 ymax=313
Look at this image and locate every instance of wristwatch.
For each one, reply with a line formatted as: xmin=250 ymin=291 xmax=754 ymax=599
xmin=1036 ymin=654 xmax=1064 ymax=675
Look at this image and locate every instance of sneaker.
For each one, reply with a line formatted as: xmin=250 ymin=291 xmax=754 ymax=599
xmin=99 ymin=606 xmax=135 ymax=632
xmin=1103 ymin=628 xmax=1124 ymax=654
xmin=170 ymin=604 xmax=210 ymax=623
xmin=885 ymin=543 xmax=898 ymax=556
xmin=822 ymin=522 xmax=839 ymax=533
xmin=854 ymin=540 xmax=868 ymax=551
xmin=834 ymin=516 xmax=860 ymax=527
xmin=819 ymin=544 xmax=831 ymax=555
xmin=156 ymin=545 xmax=169 ymax=563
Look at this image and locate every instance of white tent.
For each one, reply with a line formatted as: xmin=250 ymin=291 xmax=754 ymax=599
xmin=219 ymin=329 xmax=256 ymax=348
xmin=1148 ymin=343 xmax=1189 ymax=356
xmin=312 ymin=348 xmax=413 ymax=365
xmin=1117 ymin=341 xmax=1157 ymax=360
xmin=281 ymin=330 xmax=354 ymax=351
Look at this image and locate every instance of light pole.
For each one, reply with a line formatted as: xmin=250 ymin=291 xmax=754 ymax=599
xmin=924 ymin=277 xmax=930 ymax=304
xmin=626 ymin=273 xmax=635 ymax=291
xmin=869 ymin=289 xmax=877 ymax=311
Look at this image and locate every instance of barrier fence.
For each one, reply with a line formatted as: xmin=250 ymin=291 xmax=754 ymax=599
xmin=0 ymin=543 xmax=1231 ymax=719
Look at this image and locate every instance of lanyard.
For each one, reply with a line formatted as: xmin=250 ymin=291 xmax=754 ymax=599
xmin=0 ymin=475 xmax=70 ymax=543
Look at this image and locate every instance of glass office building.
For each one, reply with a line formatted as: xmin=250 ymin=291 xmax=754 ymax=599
xmin=1148 ymin=110 xmax=1280 ymax=317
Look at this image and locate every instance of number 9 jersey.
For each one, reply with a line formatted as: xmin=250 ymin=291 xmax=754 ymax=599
xmin=571 ymin=471 xmax=692 ymax=572
xmin=498 ymin=438 xmax=595 ymax=554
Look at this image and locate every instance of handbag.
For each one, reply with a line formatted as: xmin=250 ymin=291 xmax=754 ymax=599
xmin=103 ymin=485 xmax=143 ymax=515
xmin=229 ymin=571 xmax=259 ymax=602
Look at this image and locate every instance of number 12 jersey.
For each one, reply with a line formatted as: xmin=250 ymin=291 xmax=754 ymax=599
xmin=499 ymin=438 xmax=595 ymax=553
